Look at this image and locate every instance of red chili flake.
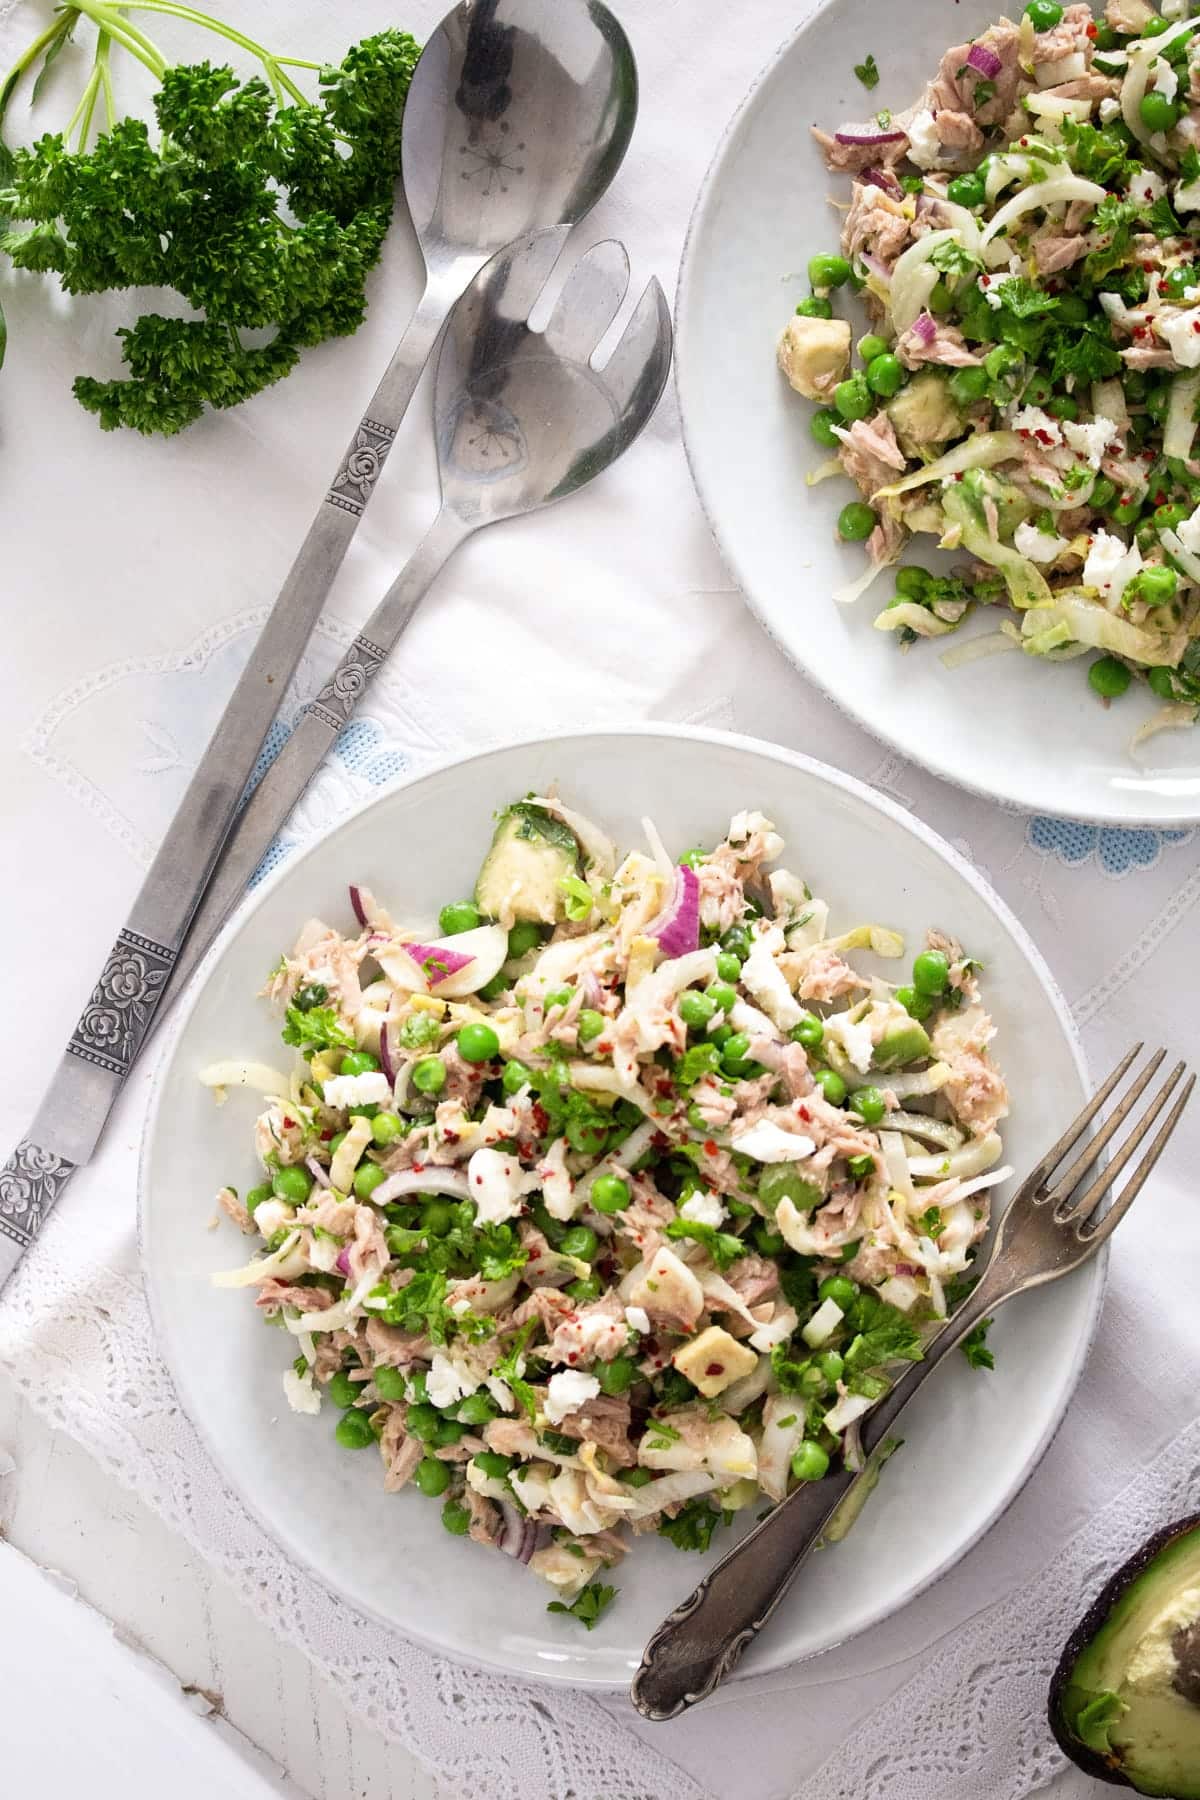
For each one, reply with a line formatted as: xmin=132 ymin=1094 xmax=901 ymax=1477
xmin=1141 ymin=261 xmax=1155 ymax=272
xmin=282 ymin=1116 xmax=295 ymax=1129
xmin=704 ymin=1140 xmax=719 ymax=1157
xmin=474 ymin=1175 xmax=483 ymax=1185
xmin=597 ymin=1041 xmax=612 ymax=1054
xmin=320 ymin=1128 xmax=333 ymax=1141
xmin=705 ymin=1362 xmax=724 ymax=1377
xmin=955 ymin=469 xmax=966 ymax=479
xmin=567 ymin=1351 xmax=578 ymax=1363
xmin=797 ymin=1105 xmax=811 ymax=1121
xmin=1153 ymin=491 xmax=1167 ymax=506
xmin=1020 ymin=136 xmax=1029 ymax=146
xmin=1086 ymin=18 xmax=1097 ymax=34
xmin=412 ymin=1162 xmax=424 ymax=1173
xmin=655 ymin=1077 xmax=673 ymax=1097
xmin=1035 ymin=429 xmax=1054 ymax=445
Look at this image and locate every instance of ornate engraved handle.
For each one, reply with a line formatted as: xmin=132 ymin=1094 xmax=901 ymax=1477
xmin=0 ymin=1141 xmax=75 ymax=1280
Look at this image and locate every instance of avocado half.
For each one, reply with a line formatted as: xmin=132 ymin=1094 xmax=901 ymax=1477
xmin=1049 ymin=1513 xmax=1200 ymax=1799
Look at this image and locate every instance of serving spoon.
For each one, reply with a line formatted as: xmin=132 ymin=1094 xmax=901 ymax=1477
xmin=159 ymin=225 xmax=672 ymax=995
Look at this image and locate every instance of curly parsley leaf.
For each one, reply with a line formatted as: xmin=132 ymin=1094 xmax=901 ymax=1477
xmin=1147 ymin=193 xmax=1183 ymax=239
xmin=853 ymin=53 xmax=880 ymax=90
xmin=930 ymin=239 xmax=981 ymax=278
xmin=281 ymin=1004 xmax=355 ymax=1056
xmin=1049 ymin=322 xmax=1124 ymax=384
xmin=916 ymin=1205 xmax=946 ymax=1241
xmin=995 ymin=277 xmax=1059 ymax=319
xmin=493 ymin=1322 xmax=538 ymax=1423
xmin=369 ymin=1269 xmax=452 ymax=1344
xmin=658 ymin=1497 xmax=727 ymax=1553
xmin=664 ymin=1217 xmax=747 ymax=1271
xmin=962 ymin=1318 xmax=996 ymax=1370
xmin=843 ymin=1292 xmax=923 ymax=1372
xmin=547 ymin=1580 xmax=617 ymax=1630
xmin=1061 ymin=118 xmax=1136 ymax=188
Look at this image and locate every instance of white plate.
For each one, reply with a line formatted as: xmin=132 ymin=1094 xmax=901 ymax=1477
xmin=141 ymin=726 xmax=1102 ymax=1688
xmin=676 ymin=0 xmax=1200 ymax=826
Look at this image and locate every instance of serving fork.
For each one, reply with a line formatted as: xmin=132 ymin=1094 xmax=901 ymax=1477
xmin=632 ymin=1043 xmax=1195 ymax=1721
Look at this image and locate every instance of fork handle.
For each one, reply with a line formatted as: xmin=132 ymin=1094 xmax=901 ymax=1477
xmin=630 ymin=1278 xmax=1004 ymax=1721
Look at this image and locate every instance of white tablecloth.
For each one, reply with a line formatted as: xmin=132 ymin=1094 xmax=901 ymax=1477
xmin=2 ymin=1 xmax=1198 ymax=1796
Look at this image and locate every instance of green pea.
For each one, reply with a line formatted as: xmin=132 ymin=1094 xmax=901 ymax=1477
xmin=807 ymin=252 xmax=852 ymax=289
xmin=1148 ymin=666 xmax=1180 ymax=698
xmin=912 ymin=949 xmax=950 ymax=996
xmin=328 ymin=1371 xmax=359 ymax=1409
xmin=865 ymin=353 xmax=903 ymax=398
xmin=1140 ymin=90 xmax=1179 ymax=132
xmin=438 ymin=901 xmax=481 ymax=936
xmin=414 ymin=1456 xmax=452 ymax=1496
xmin=502 ymin=1059 xmax=533 ymax=1095
xmin=506 ymin=921 xmax=542 ymax=959
xmin=833 ymin=375 xmax=872 ymax=422
xmin=406 ymin=1404 xmax=440 ymax=1443
xmin=373 ymin=1366 xmax=408 ymax=1401
xmin=818 ymin=1351 xmax=845 ymax=1384
xmin=983 ymin=343 xmax=1021 ymax=382
xmin=847 ymin=1152 xmax=876 ymax=1179
xmin=715 ymin=951 xmax=743 ymax=984
xmin=1089 ymin=655 xmax=1132 ymax=698
xmin=458 ymin=1022 xmax=499 ymax=1064
xmin=948 ymin=366 xmax=989 ymax=407
xmin=1135 ymin=564 xmax=1178 ymax=606
xmin=591 ymin=1174 xmax=631 ymax=1214
xmin=753 ymin=1223 xmax=787 ymax=1257
xmin=1090 ymin=476 xmax=1117 ymax=510
xmin=858 ymin=333 xmax=889 ymax=363
xmin=928 ymin=280 xmax=952 ymax=315
xmin=1165 ymin=266 xmax=1197 ymax=300
xmin=818 ymin=1274 xmax=858 ymax=1309
xmin=567 ymin=1274 xmax=604 ymax=1303
xmin=578 ymin=1009 xmax=606 ymax=1043
xmin=621 ymin=1466 xmax=654 ymax=1487
xmin=354 ymin=1161 xmax=387 ymax=1199
xmin=838 ymin=501 xmax=877 ymax=542
xmin=791 ymin=1439 xmax=831 ymax=1482
xmin=544 ymin=987 xmax=572 ymax=1012
xmin=1024 ymin=0 xmax=1062 ymax=26
xmin=707 ymin=982 xmax=737 ymax=1013
xmin=849 ymin=1086 xmax=886 ymax=1126
xmin=758 ymin=1164 xmax=822 ymax=1213
xmin=473 ymin=1450 xmax=515 ymax=1480
xmin=718 ymin=1030 xmax=750 ymax=1069
xmin=789 ymin=1012 xmax=824 ymax=1049
xmin=1093 ymin=20 xmax=1119 ymax=48
xmin=795 ymin=294 xmax=834 ymax=318
xmin=335 ymin=1410 xmax=375 ymax=1449
xmin=679 ymin=989 xmax=718 ymax=1030
xmin=476 ymin=972 xmax=508 ymax=1001
xmin=895 ymin=983 xmax=933 ymax=1021
xmin=371 ymin=1111 xmax=406 ymax=1146
xmin=441 ymin=1500 xmax=472 ymax=1535
xmin=421 ymin=1198 xmax=456 ymax=1235
xmin=327 ymin=1131 xmax=347 ymax=1157
xmin=598 ymin=1355 xmax=637 ymax=1396
xmin=246 ymin=1183 xmax=273 ymax=1216
xmin=433 ymin=1417 xmax=466 ymax=1446
xmin=1155 ymin=502 xmax=1190 ymax=534
xmin=560 ymin=1225 xmax=599 ymax=1261
xmin=272 ymin=1164 xmax=312 ymax=1204
xmin=720 ymin=925 xmax=752 ymax=961
xmin=1110 ymin=498 xmax=1143 ymax=527
xmin=947 ymin=170 xmax=986 ymax=208
xmin=340 ymin=1049 xmax=380 ymax=1077
xmin=456 ymin=1392 xmax=498 ymax=1426
xmin=407 ymin=1372 xmax=429 ymax=1404
xmin=565 ymin=1116 xmax=608 ymax=1157
xmin=810 ymin=407 xmax=842 ymax=447
xmin=1046 ymin=394 xmax=1078 ymax=421
xmin=411 ymin=1056 xmax=447 ymax=1095
xmin=814 ymin=1068 xmax=847 ymax=1106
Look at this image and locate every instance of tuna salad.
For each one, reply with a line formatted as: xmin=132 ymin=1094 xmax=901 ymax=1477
xmin=206 ymin=799 xmax=1010 ymax=1627
xmin=781 ymin=1 xmax=1200 ymax=737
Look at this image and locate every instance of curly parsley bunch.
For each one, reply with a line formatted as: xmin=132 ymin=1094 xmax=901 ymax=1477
xmin=0 ymin=3 xmax=419 ymax=434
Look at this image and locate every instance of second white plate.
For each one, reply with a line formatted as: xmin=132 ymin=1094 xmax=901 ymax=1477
xmin=676 ymin=0 xmax=1200 ymax=824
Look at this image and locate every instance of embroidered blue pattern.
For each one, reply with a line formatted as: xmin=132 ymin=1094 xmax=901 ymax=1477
xmin=1027 ymin=815 xmax=1192 ymax=878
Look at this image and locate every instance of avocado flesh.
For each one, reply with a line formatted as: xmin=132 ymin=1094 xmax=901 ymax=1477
xmin=474 ymin=803 xmax=580 ymax=926
xmin=1062 ymin=1525 xmax=1200 ymax=1798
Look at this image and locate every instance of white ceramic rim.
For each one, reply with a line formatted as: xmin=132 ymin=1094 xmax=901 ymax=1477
xmin=673 ymin=5 xmax=1200 ymax=829
xmin=139 ymin=722 xmax=1105 ymax=1690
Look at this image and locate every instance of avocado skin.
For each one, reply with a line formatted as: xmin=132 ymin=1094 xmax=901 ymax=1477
xmin=1048 ymin=1512 xmax=1200 ymax=1793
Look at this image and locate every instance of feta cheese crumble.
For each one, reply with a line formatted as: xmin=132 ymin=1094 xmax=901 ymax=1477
xmin=321 ymin=1070 xmax=393 ymax=1109
xmin=1014 ymin=519 xmax=1069 ymax=563
xmin=544 ymin=1370 xmax=601 ymax=1425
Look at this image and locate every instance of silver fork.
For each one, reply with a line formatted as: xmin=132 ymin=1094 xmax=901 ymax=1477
xmin=631 ymin=1044 xmax=1194 ymax=1721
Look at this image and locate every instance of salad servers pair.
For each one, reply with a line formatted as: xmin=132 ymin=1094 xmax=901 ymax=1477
xmin=0 ymin=0 xmax=667 ymax=1286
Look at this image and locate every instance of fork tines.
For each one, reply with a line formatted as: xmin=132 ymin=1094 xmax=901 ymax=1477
xmin=1029 ymin=1043 xmax=1194 ymax=1239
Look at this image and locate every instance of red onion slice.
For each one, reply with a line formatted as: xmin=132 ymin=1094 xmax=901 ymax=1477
xmin=498 ymin=1501 xmax=539 ymax=1563
xmin=372 ymin=1168 xmax=472 ymax=1203
xmin=861 ymin=166 xmax=903 ymax=197
xmin=336 ymin=1248 xmax=351 ymax=1276
xmin=834 ymin=124 xmax=908 ymax=146
xmin=378 ymin=1018 xmax=396 ymax=1087
xmin=305 ymin=1153 xmax=331 ymax=1189
xmin=349 ymin=885 xmax=370 ymax=927
xmin=642 ymin=863 xmax=701 ymax=958
xmin=966 ymin=42 xmax=1003 ymax=79
xmin=910 ymin=310 xmax=938 ymax=344
xmin=404 ymin=941 xmax=475 ymax=987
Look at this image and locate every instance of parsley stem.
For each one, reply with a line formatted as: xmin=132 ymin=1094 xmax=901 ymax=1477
xmin=97 ymin=30 xmax=116 ymax=133
xmin=102 ymin=0 xmax=314 ymax=105
xmin=64 ymin=63 xmax=102 ymax=151
xmin=66 ymin=2 xmax=167 ymax=80
xmin=0 ymin=12 xmax=76 ymax=126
